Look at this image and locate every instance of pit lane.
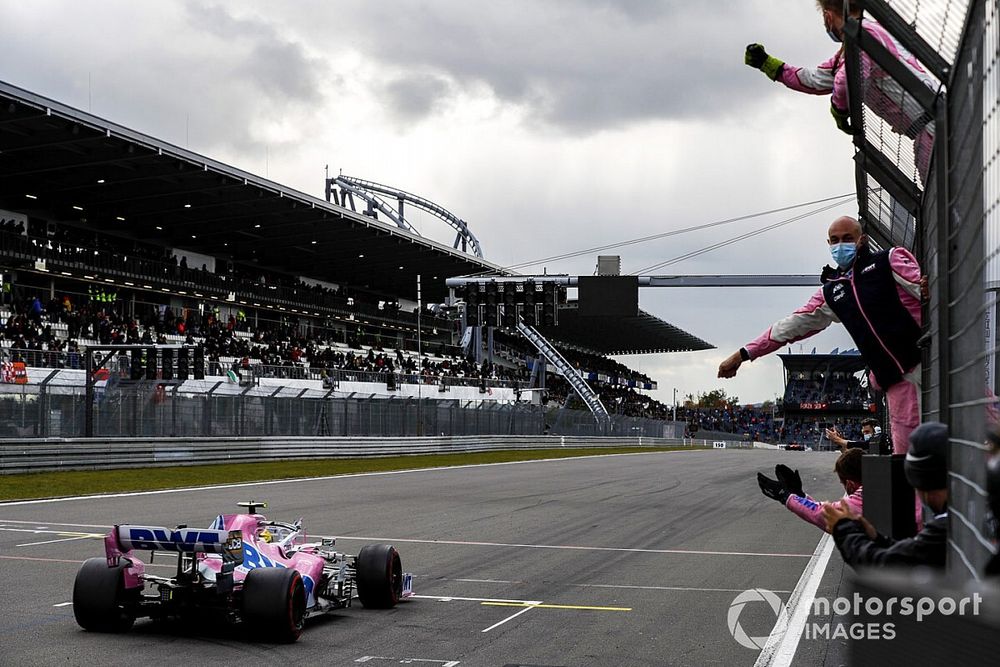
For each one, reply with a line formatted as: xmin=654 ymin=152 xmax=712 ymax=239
xmin=0 ymin=449 xmax=848 ymax=666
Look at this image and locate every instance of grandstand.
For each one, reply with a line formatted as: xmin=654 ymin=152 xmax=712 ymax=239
xmin=778 ymin=350 xmax=876 ymax=449
xmin=671 ymin=351 xmax=876 ymax=448
xmin=0 ymin=79 xmax=709 ymax=436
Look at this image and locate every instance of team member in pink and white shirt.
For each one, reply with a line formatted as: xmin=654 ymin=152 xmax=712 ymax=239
xmin=718 ymin=216 xmax=923 ymax=454
xmin=757 ymin=449 xmax=865 ymax=533
xmin=744 ymin=0 xmax=939 ymax=182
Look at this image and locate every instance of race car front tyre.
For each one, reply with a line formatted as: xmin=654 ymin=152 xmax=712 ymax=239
xmin=73 ymin=557 xmax=138 ymax=633
xmin=356 ymin=544 xmax=402 ymax=609
xmin=242 ymin=567 xmax=306 ymax=643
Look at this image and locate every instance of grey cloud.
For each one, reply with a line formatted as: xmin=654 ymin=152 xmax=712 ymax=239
xmin=380 ymin=73 xmax=454 ymax=124
xmin=0 ymin=1 xmax=330 ymax=157
xmin=291 ymin=0 xmax=824 ymax=132
xmin=188 ymin=2 xmax=324 ymax=106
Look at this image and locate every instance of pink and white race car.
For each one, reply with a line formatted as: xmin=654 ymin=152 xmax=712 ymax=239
xmin=72 ymin=501 xmax=412 ymax=642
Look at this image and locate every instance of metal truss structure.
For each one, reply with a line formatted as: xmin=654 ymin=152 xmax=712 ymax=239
xmin=326 ymin=174 xmax=485 ymax=259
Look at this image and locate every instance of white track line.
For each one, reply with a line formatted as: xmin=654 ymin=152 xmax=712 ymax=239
xmin=0 ymin=518 xmax=809 ymax=562
xmin=0 ymin=521 xmax=809 ymax=558
xmin=0 ymin=527 xmax=70 ymax=535
xmin=326 ymin=535 xmax=811 ymax=558
xmin=447 ymin=578 xmax=792 ymax=594
xmin=53 ymin=602 xmax=72 ymax=607
xmin=0 ymin=526 xmax=104 ymax=544
xmin=571 ymin=583 xmax=794 ymax=594
xmin=481 ymin=605 xmax=536 ymax=633
xmin=0 ymin=449 xmax=695 ymax=507
xmin=0 ymin=553 xmax=174 ymax=569
xmin=410 ymin=595 xmax=543 ymax=605
xmin=16 ymin=535 xmax=98 ymax=547
xmin=0 ymin=519 xmax=110 ymax=529
xmin=754 ymin=533 xmax=834 ymax=667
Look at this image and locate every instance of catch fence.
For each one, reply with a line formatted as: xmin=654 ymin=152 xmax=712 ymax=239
xmin=846 ymin=0 xmax=999 ymax=578
xmin=0 ymin=378 xmax=676 ymax=440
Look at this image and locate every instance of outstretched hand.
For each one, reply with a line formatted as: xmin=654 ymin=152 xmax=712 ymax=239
xmin=775 ymin=464 xmax=804 ymax=497
xmin=745 ymin=43 xmax=768 ymax=68
xmin=744 ymin=44 xmax=784 ymax=80
xmin=825 ymin=427 xmax=849 ymax=450
xmin=822 ymin=500 xmax=860 ymax=532
xmin=718 ymin=351 xmax=743 ymax=378
xmin=757 ymin=472 xmax=790 ymax=505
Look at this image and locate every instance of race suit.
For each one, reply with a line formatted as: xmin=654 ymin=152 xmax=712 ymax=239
xmin=787 ymin=485 xmax=923 ymax=532
xmin=777 ymin=19 xmax=939 ymax=183
xmin=787 ymin=487 xmax=863 ymax=533
xmin=744 ymin=246 xmax=922 ymax=454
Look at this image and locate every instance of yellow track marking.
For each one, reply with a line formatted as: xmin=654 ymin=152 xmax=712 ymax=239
xmin=481 ymin=602 xmax=631 ymax=612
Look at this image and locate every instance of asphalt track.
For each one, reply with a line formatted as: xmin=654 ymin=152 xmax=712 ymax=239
xmin=0 ymin=448 xmax=852 ymax=666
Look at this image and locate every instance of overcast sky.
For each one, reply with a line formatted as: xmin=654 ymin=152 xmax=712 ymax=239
xmin=1 ymin=0 xmax=864 ymax=404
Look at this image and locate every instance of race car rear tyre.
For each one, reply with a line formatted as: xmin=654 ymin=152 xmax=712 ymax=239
xmin=356 ymin=544 xmax=402 ymax=609
xmin=73 ymin=557 xmax=138 ymax=633
xmin=242 ymin=568 xmax=306 ymax=643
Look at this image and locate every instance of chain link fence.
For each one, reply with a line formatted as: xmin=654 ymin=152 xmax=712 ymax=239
xmin=848 ymin=0 xmax=998 ymax=579
xmin=0 ymin=379 xmax=677 ymax=439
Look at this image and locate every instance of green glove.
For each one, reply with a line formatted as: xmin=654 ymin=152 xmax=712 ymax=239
xmin=831 ymin=104 xmax=857 ymax=134
xmin=745 ymin=43 xmax=784 ymax=81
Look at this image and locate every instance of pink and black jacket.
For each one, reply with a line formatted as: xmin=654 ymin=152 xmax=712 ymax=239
xmin=744 ymin=246 xmax=923 ymax=390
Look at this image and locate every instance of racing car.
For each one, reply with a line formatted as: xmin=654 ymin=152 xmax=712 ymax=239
xmin=72 ymin=501 xmax=413 ymax=642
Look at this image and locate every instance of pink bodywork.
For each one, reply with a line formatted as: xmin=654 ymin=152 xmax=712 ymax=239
xmin=104 ymin=513 xmax=326 ymax=605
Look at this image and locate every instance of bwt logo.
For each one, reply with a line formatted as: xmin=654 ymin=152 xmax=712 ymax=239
xmin=727 ymin=588 xmax=788 ymax=650
xmin=126 ymin=527 xmax=222 ymax=552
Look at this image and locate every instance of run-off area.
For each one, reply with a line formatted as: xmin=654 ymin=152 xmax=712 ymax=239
xmin=0 ymin=449 xmax=849 ymax=666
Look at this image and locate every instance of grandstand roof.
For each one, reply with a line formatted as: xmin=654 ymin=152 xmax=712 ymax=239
xmin=0 ymin=80 xmax=504 ymax=302
xmin=538 ymin=302 xmax=713 ymax=356
xmin=0 ymin=80 xmax=712 ymax=358
xmin=778 ymin=351 xmax=867 ymax=374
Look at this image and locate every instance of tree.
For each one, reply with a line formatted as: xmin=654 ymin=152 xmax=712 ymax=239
xmin=696 ymin=389 xmax=738 ymax=409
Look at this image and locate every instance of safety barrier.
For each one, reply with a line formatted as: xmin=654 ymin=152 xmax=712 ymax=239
xmin=0 ymin=435 xmax=730 ymax=474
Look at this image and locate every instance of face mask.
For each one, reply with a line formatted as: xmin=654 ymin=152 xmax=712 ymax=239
xmin=830 ymin=242 xmax=857 ymax=268
xmin=863 ymin=432 xmax=872 ymax=441
xmin=824 ymin=12 xmax=842 ymax=43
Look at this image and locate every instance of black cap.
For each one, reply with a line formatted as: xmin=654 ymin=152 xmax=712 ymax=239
xmin=904 ymin=422 xmax=949 ymax=491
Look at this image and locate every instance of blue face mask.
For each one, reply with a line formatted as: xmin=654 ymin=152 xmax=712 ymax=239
xmin=863 ymin=432 xmax=872 ymax=441
xmin=830 ymin=242 xmax=857 ymax=268
xmin=824 ymin=12 xmax=842 ymax=42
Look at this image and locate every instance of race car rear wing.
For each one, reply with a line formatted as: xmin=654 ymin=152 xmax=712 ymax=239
xmin=107 ymin=524 xmax=243 ymax=564
xmin=116 ymin=525 xmax=238 ymax=553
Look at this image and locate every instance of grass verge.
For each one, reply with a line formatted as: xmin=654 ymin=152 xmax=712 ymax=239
xmin=0 ymin=446 xmax=703 ymax=502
